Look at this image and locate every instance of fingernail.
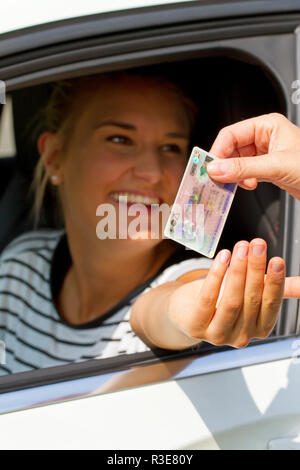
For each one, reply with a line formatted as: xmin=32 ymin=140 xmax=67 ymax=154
xmin=271 ymin=260 xmax=284 ymax=273
xmin=219 ymin=250 xmax=230 ymax=264
xmin=207 ymin=161 xmax=232 ymax=176
xmin=237 ymin=244 xmax=249 ymax=259
xmin=253 ymin=244 xmax=265 ymax=257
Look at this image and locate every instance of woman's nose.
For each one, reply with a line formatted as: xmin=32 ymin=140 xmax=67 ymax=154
xmin=133 ymin=147 xmax=162 ymax=184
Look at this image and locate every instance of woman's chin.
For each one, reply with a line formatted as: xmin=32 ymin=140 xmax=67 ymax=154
xmin=127 ymin=230 xmax=162 ymax=242
xmin=113 ymin=229 xmax=163 ymax=243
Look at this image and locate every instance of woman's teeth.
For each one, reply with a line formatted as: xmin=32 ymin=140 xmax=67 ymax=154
xmin=110 ymin=193 xmax=160 ymax=205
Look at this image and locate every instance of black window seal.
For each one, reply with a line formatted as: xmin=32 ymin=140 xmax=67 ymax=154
xmin=1 ymin=13 xmax=300 ymax=81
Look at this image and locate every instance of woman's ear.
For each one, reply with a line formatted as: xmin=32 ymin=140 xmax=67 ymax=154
xmin=37 ymin=131 xmax=64 ymax=185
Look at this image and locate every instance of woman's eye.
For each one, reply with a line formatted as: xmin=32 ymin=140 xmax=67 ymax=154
xmin=161 ymin=144 xmax=183 ymax=155
xmin=107 ymin=135 xmax=132 ymax=145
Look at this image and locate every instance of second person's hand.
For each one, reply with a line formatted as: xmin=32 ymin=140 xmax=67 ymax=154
xmin=206 ymin=113 xmax=300 ymax=200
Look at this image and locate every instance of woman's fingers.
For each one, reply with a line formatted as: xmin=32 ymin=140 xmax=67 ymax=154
xmin=256 ymin=257 xmax=285 ymax=337
xmin=235 ymin=239 xmax=267 ymax=332
xmin=206 ymin=241 xmax=249 ymax=343
xmin=188 ymin=249 xmax=231 ymax=334
xmin=188 ymin=239 xmax=285 ymax=347
xmin=203 ymin=240 xmax=284 ymax=348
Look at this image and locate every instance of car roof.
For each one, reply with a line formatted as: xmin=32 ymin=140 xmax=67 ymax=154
xmin=0 ymin=0 xmax=194 ymax=35
xmin=1 ymin=0 xmax=300 ymax=40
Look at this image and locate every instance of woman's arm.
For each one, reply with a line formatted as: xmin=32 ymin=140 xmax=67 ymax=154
xmin=130 ymin=239 xmax=286 ymax=350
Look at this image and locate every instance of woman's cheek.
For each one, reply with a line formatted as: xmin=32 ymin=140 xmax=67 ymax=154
xmin=167 ymin=159 xmax=186 ymax=187
xmin=88 ymin=146 xmax=132 ymax=173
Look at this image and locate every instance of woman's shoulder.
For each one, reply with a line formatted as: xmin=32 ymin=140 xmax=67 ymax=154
xmin=0 ymin=229 xmax=65 ymax=264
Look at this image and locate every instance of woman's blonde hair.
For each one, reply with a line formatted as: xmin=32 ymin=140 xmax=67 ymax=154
xmin=31 ymin=71 xmax=199 ymax=226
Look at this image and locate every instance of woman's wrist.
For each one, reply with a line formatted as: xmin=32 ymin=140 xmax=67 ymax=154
xmin=130 ymin=281 xmax=202 ymax=350
xmin=165 ymin=282 xmax=204 ymax=349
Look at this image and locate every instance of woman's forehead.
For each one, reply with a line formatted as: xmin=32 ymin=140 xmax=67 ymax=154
xmin=83 ymin=78 xmax=190 ymax=126
xmin=89 ymin=77 xmax=183 ymax=104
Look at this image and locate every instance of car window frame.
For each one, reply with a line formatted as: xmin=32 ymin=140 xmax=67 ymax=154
xmin=0 ymin=334 xmax=299 ymax=415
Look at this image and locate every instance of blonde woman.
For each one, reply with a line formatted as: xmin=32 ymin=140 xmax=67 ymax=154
xmin=0 ymin=72 xmax=286 ymax=374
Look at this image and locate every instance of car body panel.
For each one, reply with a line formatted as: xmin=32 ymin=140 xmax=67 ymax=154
xmin=0 ymin=353 xmax=299 ymax=449
xmin=0 ymin=337 xmax=299 ymax=450
xmin=0 ymin=337 xmax=297 ymax=414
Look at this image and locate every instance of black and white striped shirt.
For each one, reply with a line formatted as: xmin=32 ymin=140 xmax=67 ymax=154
xmin=0 ymin=230 xmax=212 ymax=375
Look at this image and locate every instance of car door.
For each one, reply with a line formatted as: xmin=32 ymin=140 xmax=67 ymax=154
xmin=0 ymin=0 xmax=300 ymax=450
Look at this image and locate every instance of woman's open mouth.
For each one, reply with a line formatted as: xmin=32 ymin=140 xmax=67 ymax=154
xmin=109 ymin=191 xmax=161 ymax=208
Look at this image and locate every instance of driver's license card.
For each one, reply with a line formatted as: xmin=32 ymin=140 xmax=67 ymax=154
xmin=164 ymin=146 xmax=237 ymax=258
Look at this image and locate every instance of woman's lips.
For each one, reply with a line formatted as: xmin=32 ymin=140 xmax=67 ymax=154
xmin=109 ymin=191 xmax=162 ymax=205
xmin=104 ymin=192 xmax=170 ymax=237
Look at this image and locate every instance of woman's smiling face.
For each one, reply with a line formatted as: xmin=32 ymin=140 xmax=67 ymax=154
xmin=42 ymin=75 xmax=192 ymax=243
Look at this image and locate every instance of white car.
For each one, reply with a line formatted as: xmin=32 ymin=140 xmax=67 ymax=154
xmin=0 ymin=0 xmax=300 ymax=450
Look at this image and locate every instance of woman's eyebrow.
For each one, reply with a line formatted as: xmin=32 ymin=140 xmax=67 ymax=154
xmin=95 ymin=120 xmax=136 ymax=130
xmin=165 ymin=132 xmax=189 ymax=139
xmin=95 ymin=121 xmax=189 ymax=139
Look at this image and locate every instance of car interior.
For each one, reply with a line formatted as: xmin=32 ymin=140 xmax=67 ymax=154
xmin=0 ymin=54 xmax=286 ymax=261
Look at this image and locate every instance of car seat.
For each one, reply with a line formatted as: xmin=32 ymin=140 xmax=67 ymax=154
xmin=0 ymin=83 xmax=62 ymax=252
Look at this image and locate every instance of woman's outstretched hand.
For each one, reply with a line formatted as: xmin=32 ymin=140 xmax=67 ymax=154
xmin=167 ymin=239 xmax=285 ymax=349
xmin=131 ymin=239 xmax=288 ymax=350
